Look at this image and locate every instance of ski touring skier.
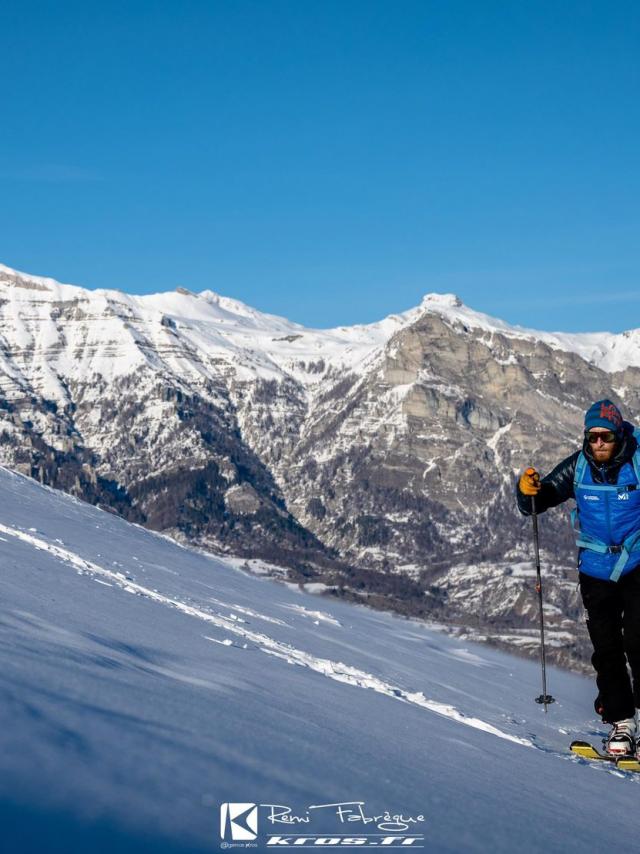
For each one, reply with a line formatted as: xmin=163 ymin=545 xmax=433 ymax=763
xmin=517 ymin=399 xmax=640 ymax=757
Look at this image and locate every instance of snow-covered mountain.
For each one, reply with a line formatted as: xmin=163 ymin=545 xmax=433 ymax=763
xmin=2 ymin=463 xmax=640 ymax=854
xmin=2 ymin=262 xmax=640 ymax=392
xmin=2 ymin=261 xmax=640 ymax=669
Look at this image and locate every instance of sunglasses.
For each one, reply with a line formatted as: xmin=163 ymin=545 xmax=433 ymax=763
xmin=585 ymin=430 xmax=618 ymax=444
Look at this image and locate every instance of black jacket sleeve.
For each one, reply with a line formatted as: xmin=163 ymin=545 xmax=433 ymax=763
xmin=516 ymin=450 xmax=580 ymax=516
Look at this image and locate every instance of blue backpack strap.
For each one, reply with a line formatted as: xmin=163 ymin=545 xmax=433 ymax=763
xmin=610 ymin=550 xmax=630 ymax=583
xmin=610 ymin=434 xmax=640 ymax=580
xmin=610 ymin=530 xmax=640 ymax=582
xmin=572 ymin=453 xmax=588 ymax=538
xmin=575 ymin=530 xmax=609 ymax=554
xmin=574 ymin=451 xmax=588 ymax=491
xmin=632 ymin=427 xmax=640 ymax=484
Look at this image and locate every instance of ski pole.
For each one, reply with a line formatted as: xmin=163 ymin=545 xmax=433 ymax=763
xmin=528 ymin=478 xmax=555 ymax=711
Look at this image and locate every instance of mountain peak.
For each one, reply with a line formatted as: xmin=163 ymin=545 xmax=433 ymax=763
xmin=420 ymin=292 xmax=463 ymax=309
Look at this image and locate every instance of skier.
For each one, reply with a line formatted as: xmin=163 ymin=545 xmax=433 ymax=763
xmin=517 ymin=399 xmax=640 ymax=756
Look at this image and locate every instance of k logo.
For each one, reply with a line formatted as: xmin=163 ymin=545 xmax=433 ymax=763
xmin=220 ymin=803 xmax=259 ymax=841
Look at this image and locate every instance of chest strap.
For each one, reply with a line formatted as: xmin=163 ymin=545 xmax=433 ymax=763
xmin=571 ymin=509 xmax=640 ymax=581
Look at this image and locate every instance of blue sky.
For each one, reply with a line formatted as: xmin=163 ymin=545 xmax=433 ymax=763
xmin=0 ymin=0 xmax=638 ymax=332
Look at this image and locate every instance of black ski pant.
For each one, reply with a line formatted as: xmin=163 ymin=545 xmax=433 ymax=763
xmin=580 ymin=567 xmax=640 ymax=723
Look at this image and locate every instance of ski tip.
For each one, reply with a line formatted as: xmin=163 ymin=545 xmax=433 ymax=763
xmin=570 ymin=740 xmax=613 ymax=761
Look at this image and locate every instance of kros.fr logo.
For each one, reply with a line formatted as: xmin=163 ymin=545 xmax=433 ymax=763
xmin=220 ymin=803 xmax=258 ymax=841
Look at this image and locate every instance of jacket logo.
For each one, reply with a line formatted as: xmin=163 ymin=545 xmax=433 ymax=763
xmin=584 ymin=495 xmax=599 ymax=501
xmin=618 ymin=492 xmax=630 ymax=501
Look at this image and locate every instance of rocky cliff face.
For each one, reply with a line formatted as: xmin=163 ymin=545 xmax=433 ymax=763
xmin=2 ymin=262 xmax=640 ymax=670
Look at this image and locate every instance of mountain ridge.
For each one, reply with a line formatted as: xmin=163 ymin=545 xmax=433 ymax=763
xmin=3 ymin=261 xmax=640 ymax=379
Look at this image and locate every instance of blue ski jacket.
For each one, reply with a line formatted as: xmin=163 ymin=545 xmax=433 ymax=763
xmin=517 ymin=422 xmax=640 ymax=581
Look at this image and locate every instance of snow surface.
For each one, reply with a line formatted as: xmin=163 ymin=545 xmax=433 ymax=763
xmin=2 ymin=466 xmax=640 ymax=853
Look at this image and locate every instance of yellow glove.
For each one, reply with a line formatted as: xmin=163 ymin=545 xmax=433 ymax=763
xmin=519 ymin=467 xmax=541 ymax=496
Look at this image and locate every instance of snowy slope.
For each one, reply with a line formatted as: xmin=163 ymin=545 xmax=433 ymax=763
xmin=1 ymin=465 xmax=640 ymax=854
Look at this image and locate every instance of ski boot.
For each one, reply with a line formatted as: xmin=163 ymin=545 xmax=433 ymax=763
xmin=605 ymin=717 xmax=637 ymax=757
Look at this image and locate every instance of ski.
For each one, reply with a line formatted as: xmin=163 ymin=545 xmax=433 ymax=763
xmin=570 ymin=740 xmax=640 ymax=768
xmin=616 ymin=757 xmax=640 ymax=772
xmin=570 ymin=740 xmax=617 ymax=762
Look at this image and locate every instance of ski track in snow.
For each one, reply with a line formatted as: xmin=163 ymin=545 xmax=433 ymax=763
xmin=205 ymin=596 xmax=289 ymax=626
xmin=280 ymin=603 xmax=343 ymax=626
xmin=0 ymin=522 xmax=533 ymax=749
